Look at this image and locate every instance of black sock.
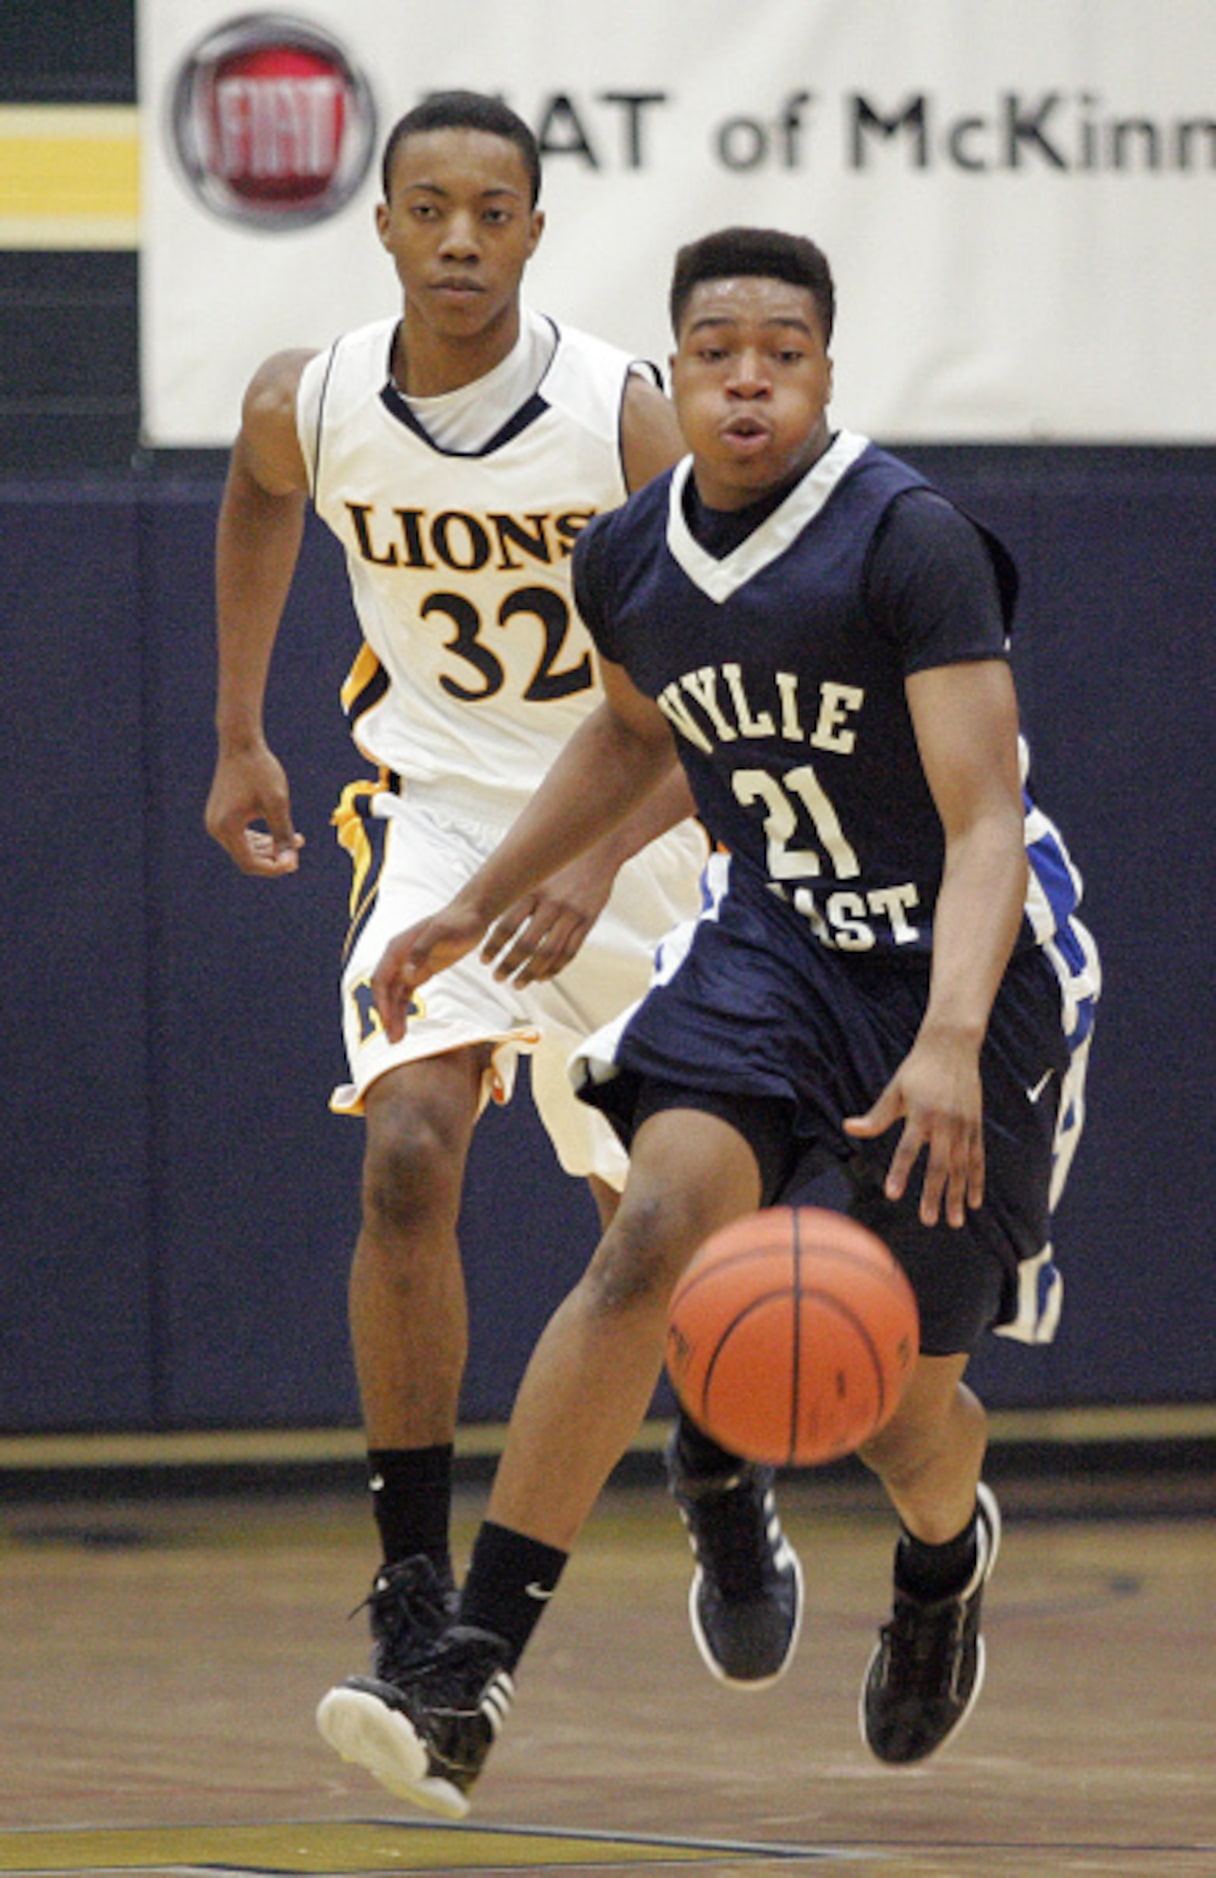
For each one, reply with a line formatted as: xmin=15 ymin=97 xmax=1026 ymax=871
xmin=673 ymin=1408 xmax=744 ymax=1481
xmin=367 ymin=1445 xmax=454 ymax=1584
xmin=895 ymin=1507 xmax=980 ymax=1602
xmin=457 ymin=1520 xmax=568 ymax=1669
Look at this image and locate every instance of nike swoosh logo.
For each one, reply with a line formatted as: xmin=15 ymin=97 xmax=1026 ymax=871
xmin=368 ymin=1474 xmax=385 ymax=1492
xmin=1026 ymin=1069 xmax=1055 ymax=1103
xmin=525 ymin=1581 xmax=555 ymax=1601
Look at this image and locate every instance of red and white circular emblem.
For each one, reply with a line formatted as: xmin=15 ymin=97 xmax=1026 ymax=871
xmin=169 ymin=13 xmax=377 ymax=228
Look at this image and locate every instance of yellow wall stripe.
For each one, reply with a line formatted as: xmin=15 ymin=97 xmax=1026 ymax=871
xmin=0 ymin=105 xmax=139 ymax=248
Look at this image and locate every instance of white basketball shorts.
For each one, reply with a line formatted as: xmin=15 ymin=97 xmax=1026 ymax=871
xmin=329 ymin=780 xmax=707 ymax=1189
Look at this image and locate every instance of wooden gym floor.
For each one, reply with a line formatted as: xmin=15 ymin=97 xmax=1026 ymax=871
xmin=0 ymin=1415 xmax=1213 ymax=1878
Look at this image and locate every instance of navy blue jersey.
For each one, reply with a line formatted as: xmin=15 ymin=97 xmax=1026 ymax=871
xmin=575 ymin=429 xmax=1064 ymax=962
xmin=572 ymin=429 xmax=1101 ymax=1348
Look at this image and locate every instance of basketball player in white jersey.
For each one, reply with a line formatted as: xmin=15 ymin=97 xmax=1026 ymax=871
xmin=205 ymin=92 xmax=732 ymax=1799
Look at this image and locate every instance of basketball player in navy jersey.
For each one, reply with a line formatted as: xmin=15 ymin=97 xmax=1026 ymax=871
xmin=204 ymin=92 xmax=715 ymax=1802
xmin=367 ymin=225 xmax=1100 ymax=1813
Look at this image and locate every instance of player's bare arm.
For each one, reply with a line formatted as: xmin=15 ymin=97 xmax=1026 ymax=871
xmin=620 ymin=369 xmax=687 ymax=492
xmin=205 ymin=349 xmax=315 ymax=877
xmin=845 ymin=657 xmax=1028 ymax=1228
xmin=486 ymin=371 xmax=691 ymax=981
xmin=481 ymin=357 xmax=690 ymax=986
xmin=373 ymin=661 xmax=678 ymax=1038
xmin=461 ymin=373 xmax=692 ymax=986
xmin=480 ymin=761 xmax=700 ymax=989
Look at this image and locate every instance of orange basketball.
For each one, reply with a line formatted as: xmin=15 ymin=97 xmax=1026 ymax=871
xmin=665 ymin=1206 xmax=919 ymax=1468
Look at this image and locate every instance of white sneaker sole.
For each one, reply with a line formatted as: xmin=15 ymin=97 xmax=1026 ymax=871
xmin=689 ymin=1543 xmax=805 ymax=1691
xmin=315 ymin=1685 xmax=469 ymax=1819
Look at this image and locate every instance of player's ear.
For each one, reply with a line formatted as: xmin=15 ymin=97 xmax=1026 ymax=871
xmin=528 ymin=207 xmax=545 ymax=255
xmin=374 ymin=200 xmax=391 ymax=249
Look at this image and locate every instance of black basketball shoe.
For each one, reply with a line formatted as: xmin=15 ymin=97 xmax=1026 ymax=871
xmin=861 ymin=1482 xmax=1002 ymax=1764
xmin=316 ymin=1555 xmax=472 ymax=1813
xmin=666 ymin=1435 xmax=803 ymax=1688
xmin=319 ymin=1621 xmax=513 ymax=1818
xmin=362 ymin=1555 xmax=457 ymax=1680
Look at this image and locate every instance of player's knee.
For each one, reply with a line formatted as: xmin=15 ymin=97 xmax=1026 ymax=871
xmin=581 ymin=1188 xmax=703 ymax=1320
xmin=360 ymin=1104 xmax=465 ymax=1239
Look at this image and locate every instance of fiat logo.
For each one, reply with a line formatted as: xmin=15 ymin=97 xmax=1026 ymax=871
xmin=169 ymin=13 xmax=377 ymax=228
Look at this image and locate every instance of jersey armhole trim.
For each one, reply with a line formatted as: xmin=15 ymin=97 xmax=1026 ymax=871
xmin=306 ymin=342 xmax=340 ymax=504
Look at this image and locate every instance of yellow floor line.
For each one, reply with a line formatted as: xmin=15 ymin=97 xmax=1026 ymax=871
xmin=0 ymin=1817 xmax=833 ymax=1873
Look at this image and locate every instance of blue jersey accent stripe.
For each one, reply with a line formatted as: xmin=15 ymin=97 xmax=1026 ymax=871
xmin=1026 ymin=826 xmax=1081 ymax=927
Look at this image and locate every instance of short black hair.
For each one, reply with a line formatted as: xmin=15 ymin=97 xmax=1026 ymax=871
xmin=670 ymin=227 xmax=835 ymax=344
xmin=381 ymin=91 xmax=541 ymax=206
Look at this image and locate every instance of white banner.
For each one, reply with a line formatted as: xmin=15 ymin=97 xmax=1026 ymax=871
xmin=139 ymin=0 xmax=1216 ymax=446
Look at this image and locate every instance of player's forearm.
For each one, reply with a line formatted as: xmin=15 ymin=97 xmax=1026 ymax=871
xmin=214 ymin=468 xmax=306 ymax=746
xmin=461 ymin=708 xmax=670 ymax=923
xmin=588 ymin=763 xmax=698 ymax=870
xmin=922 ymin=812 xmax=1028 ymax=1045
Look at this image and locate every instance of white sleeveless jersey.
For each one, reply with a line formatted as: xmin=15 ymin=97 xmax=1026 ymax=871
xmin=298 ymin=310 xmax=640 ymax=818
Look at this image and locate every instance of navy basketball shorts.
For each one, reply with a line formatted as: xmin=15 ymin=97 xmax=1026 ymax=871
xmin=576 ymin=873 xmax=1072 ymax=1356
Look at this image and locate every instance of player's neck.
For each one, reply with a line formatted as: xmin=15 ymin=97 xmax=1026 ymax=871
xmin=393 ymin=302 xmax=523 ymax=398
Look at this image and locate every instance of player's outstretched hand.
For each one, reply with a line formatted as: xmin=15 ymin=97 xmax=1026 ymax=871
xmin=843 ymin=1029 xmax=985 ymax=1229
xmin=205 ymin=743 xmax=304 ymax=877
xmin=481 ymin=852 xmax=614 ymax=988
xmin=373 ymin=904 xmax=489 ymax=1043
